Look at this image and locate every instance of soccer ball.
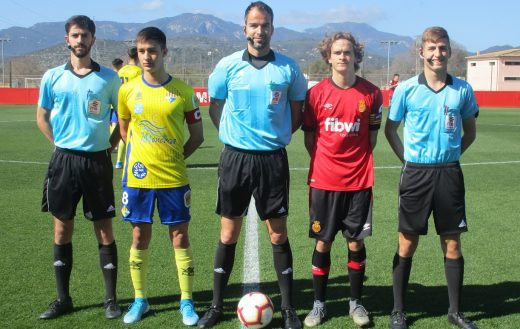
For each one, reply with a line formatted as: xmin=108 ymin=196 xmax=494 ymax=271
xmin=236 ymin=292 xmax=274 ymax=328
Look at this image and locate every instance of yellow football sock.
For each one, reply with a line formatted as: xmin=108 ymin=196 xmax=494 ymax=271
xmin=174 ymin=247 xmax=195 ymax=300
xmin=129 ymin=248 xmax=149 ymax=299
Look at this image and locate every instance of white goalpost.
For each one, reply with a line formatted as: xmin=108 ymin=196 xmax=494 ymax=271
xmin=24 ymin=77 xmax=42 ymax=88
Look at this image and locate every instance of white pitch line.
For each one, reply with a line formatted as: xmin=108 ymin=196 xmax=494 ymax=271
xmin=0 ymin=159 xmax=48 ymax=165
xmin=0 ymin=120 xmax=36 ymax=123
xmin=485 ymin=123 xmax=520 ymax=127
xmin=242 ymin=197 xmax=260 ymax=295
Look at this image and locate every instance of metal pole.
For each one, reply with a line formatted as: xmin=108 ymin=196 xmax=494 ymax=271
xmin=0 ymin=38 xmax=10 ymax=87
xmin=386 ymin=44 xmax=390 ymax=85
xmin=380 ymin=41 xmax=398 ymax=87
xmin=1 ymin=40 xmax=3 ymax=87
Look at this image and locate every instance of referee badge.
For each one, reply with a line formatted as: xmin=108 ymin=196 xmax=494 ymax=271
xmin=88 ymin=98 xmax=101 ymax=115
xmin=312 ymin=220 xmax=322 ymax=233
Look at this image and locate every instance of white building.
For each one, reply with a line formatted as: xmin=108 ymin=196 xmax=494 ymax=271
xmin=466 ymin=48 xmax=520 ymax=91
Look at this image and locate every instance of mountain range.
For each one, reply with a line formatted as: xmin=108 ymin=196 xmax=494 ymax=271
xmin=0 ymin=13 xmax=415 ymax=59
xmin=1 ymin=13 xmax=517 ymax=79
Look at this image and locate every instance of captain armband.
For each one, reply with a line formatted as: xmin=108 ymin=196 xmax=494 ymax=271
xmin=185 ymin=108 xmax=202 ymax=124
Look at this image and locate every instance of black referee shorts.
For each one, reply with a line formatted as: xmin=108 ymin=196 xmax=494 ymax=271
xmin=398 ymin=161 xmax=468 ymax=235
xmin=42 ymin=147 xmax=116 ymax=221
xmin=216 ymin=145 xmax=289 ymax=220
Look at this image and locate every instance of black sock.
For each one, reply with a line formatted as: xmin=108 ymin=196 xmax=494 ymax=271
xmin=392 ymin=253 xmax=412 ymax=312
xmin=272 ymin=239 xmax=293 ymax=309
xmin=99 ymin=242 xmax=118 ymax=301
xmin=311 ymin=249 xmax=331 ymax=302
xmin=54 ymin=243 xmax=73 ymax=301
xmin=212 ymin=241 xmax=236 ymax=308
xmin=445 ymin=256 xmax=464 ymax=313
xmin=347 ymin=246 xmax=366 ymax=301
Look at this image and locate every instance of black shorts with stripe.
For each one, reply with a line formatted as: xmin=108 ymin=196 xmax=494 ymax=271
xmin=309 ymin=187 xmax=373 ymax=242
xmin=41 ymin=147 xmax=116 ymax=221
xmin=216 ymin=145 xmax=289 ymax=220
xmin=398 ymin=161 xmax=468 ymax=235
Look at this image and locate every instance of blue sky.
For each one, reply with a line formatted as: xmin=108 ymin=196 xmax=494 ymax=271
xmin=0 ymin=0 xmax=517 ymax=52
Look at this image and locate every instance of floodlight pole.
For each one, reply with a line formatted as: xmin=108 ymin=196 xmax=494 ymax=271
xmin=380 ymin=40 xmax=398 ymax=87
xmin=0 ymin=38 xmax=10 ymax=87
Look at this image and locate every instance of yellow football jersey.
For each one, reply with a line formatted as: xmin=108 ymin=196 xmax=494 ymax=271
xmin=118 ymin=64 xmax=142 ymax=84
xmin=118 ymin=75 xmax=200 ymax=188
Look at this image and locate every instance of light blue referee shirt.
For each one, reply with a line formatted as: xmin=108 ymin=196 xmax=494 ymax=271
xmin=38 ymin=61 xmax=121 ymax=152
xmin=209 ymin=50 xmax=307 ymax=150
xmin=388 ymin=73 xmax=478 ymax=163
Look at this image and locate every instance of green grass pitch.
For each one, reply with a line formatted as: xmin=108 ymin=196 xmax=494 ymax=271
xmin=0 ymin=105 xmax=518 ymax=328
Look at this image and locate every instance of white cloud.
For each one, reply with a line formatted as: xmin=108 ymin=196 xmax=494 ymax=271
xmin=140 ymin=0 xmax=164 ymax=11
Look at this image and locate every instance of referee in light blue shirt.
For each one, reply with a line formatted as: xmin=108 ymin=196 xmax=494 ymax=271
xmin=36 ymin=15 xmax=122 ymax=321
xmin=385 ymin=26 xmax=479 ymax=329
xmin=197 ymin=2 xmax=307 ymax=329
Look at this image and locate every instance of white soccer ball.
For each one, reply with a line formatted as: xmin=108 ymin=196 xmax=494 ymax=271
xmin=236 ymin=291 xmax=274 ymax=328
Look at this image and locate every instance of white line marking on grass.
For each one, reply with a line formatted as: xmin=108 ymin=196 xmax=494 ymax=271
xmin=0 ymin=159 xmax=47 ymax=165
xmin=0 ymin=120 xmax=36 ymax=123
xmin=485 ymin=123 xmax=520 ymax=127
xmin=242 ymin=197 xmax=260 ymax=295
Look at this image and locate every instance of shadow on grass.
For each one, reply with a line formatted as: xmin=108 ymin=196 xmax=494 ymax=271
xmin=72 ymin=277 xmax=518 ymax=327
xmin=63 ymin=276 xmax=518 ymax=328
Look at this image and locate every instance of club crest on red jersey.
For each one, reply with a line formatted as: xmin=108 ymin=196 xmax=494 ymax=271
xmin=358 ymin=100 xmax=366 ymax=113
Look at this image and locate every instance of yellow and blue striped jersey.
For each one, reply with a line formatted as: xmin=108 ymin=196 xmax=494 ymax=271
xmin=118 ymin=75 xmax=200 ymax=188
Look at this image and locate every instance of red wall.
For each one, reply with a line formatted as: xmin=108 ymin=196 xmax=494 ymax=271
xmin=473 ymin=91 xmax=520 ymax=108
xmin=1 ymin=88 xmax=519 ymax=108
xmin=0 ymin=88 xmax=39 ymax=105
xmin=382 ymin=89 xmax=520 ymax=108
xmin=193 ymin=87 xmax=210 ymax=106
xmin=0 ymin=87 xmax=212 ymax=106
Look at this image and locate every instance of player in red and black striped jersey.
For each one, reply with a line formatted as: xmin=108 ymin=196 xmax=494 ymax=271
xmin=301 ymin=32 xmax=382 ymax=328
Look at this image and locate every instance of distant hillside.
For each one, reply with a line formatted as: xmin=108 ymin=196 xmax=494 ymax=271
xmin=0 ymin=13 xmax=414 ymax=59
xmin=476 ymin=45 xmax=520 ymax=54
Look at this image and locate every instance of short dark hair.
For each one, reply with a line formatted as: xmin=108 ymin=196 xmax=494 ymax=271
xmin=244 ymin=1 xmax=274 ymax=24
xmin=112 ymin=58 xmax=123 ymax=68
xmin=127 ymin=46 xmax=139 ymax=61
xmin=65 ymin=15 xmax=96 ymax=35
xmin=136 ymin=27 xmax=166 ymax=50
